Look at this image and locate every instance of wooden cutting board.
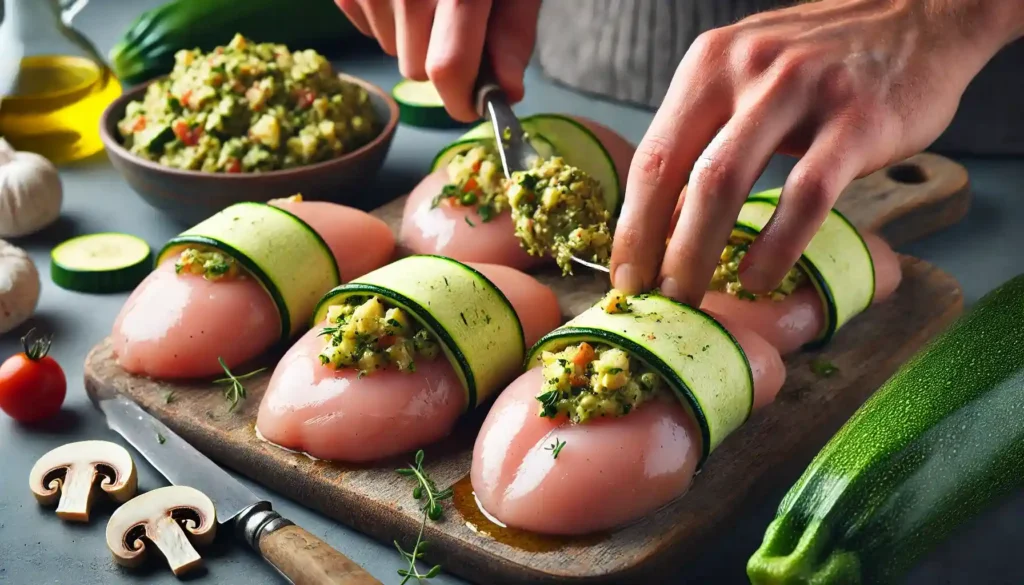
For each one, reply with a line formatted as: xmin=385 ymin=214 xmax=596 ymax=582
xmin=86 ymin=152 xmax=969 ymax=584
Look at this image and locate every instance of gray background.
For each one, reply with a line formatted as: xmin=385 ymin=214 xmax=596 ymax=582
xmin=1 ymin=1 xmax=1022 ymax=584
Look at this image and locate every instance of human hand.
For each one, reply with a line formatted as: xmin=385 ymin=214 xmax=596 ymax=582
xmin=335 ymin=0 xmax=542 ymax=121
xmin=610 ymin=0 xmax=1024 ymax=305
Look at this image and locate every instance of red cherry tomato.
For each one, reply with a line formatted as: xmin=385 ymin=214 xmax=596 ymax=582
xmin=0 ymin=329 xmax=66 ymax=423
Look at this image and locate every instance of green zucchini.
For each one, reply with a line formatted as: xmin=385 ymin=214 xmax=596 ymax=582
xmin=313 ymin=255 xmax=525 ymax=410
xmin=109 ymin=0 xmax=364 ymax=86
xmin=748 ymin=274 xmax=1024 ymax=584
xmin=157 ymin=202 xmax=339 ymax=342
xmin=430 ymin=114 xmax=622 ymax=214
xmin=527 ymin=293 xmax=752 ymax=465
xmin=393 ymin=79 xmax=467 ymax=129
xmin=735 ymin=189 xmax=875 ymax=346
xmin=50 ymin=233 xmax=153 ymax=293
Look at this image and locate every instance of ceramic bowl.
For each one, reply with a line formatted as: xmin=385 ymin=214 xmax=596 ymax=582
xmin=100 ymin=73 xmax=399 ymax=225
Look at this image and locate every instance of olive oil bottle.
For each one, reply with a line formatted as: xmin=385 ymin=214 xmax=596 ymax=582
xmin=0 ymin=0 xmax=121 ymax=164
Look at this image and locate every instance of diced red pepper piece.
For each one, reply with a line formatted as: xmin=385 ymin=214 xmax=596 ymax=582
xmin=463 ymin=178 xmax=479 ymax=193
xmin=131 ymin=116 xmax=146 ymax=132
xmin=573 ymin=343 xmax=595 ymax=368
xmin=225 ymin=159 xmax=242 ymax=173
xmin=296 ymin=89 xmax=316 ymax=109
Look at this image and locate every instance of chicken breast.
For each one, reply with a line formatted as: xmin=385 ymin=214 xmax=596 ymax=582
xmin=471 ymin=317 xmax=784 ymax=535
xmin=112 ymin=201 xmax=395 ymax=379
xmin=700 ymin=233 xmax=902 ymax=355
xmin=399 ymin=116 xmax=634 ymax=268
xmin=255 ymin=263 xmax=562 ymax=462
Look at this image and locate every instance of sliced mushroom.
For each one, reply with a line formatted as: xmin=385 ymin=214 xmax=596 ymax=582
xmin=105 ymin=485 xmax=217 ymax=576
xmin=29 ymin=440 xmax=138 ymax=522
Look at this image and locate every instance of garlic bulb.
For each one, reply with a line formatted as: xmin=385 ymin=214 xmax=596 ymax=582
xmin=0 ymin=239 xmax=40 ymax=334
xmin=0 ymin=139 xmax=63 ymax=238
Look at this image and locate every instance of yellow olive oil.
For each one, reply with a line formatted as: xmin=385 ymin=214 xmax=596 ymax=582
xmin=0 ymin=55 xmax=121 ymax=164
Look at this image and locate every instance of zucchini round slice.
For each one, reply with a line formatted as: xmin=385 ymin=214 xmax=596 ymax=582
xmin=430 ymin=113 xmax=621 ymax=213
xmin=393 ymin=79 xmax=468 ymax=129
xmin=734 ymin=189 xmax=875 ymax=347
xmin=50 ymin=233 xmax=153 ymax=293
xmin=527 ymin=294 xmax=753 ymax=465
xmin=312 ymin=255 xmax=525 ymax=410
xmin=156 ymin=202 xmax=340 ymax=342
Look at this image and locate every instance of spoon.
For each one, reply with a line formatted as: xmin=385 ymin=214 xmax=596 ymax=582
xmin=473 ymin=65 xmax=611 ymax=276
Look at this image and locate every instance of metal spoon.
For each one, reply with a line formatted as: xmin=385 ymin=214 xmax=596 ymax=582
xmin=473 ymin=66 xmax=611 ymax=276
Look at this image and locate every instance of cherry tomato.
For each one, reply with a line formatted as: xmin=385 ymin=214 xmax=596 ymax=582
xmin=0 ymin=329 xmax=66 ymax=423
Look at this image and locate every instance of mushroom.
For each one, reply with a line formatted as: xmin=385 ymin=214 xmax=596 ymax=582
xmin=0 ymin=239 xmax=40 ymax=335
xmin=105 ymin=485 xmax=217 ymax=576
xmin=29 ymin=440 xmax=138 ymax=522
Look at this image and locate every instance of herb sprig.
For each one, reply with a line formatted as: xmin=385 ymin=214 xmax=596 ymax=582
xmin=394 ymin=450 xmax=452 ymax=584
xmin=545 ymin=438 xmax=566 ymax=459
xmin=214 ymin=357 xmax=266 ymax=411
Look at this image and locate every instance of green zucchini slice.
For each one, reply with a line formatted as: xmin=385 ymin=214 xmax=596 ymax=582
xmin=430 ymin=113 xmax=622 ymax=213
xmin=392 ymin=79 xmax=467 ymax=129
xmin=527 ymin=294 xmax=753 ymax=465
xmin=50 ymin=232 xmax=153 ymax=293
xmin=735 ymin=189 xmax=875 ymax=347
xmin=156 ymin=202 xmax=340 ymax=342
xmin=313 ymin=255 xmax=525 ymax=410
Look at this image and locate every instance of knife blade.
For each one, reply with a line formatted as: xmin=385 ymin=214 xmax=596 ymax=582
xmin=473 ymin=62 xmax=612 ymax=275
xmin=94 ymin=393 xmax=382 ymax=585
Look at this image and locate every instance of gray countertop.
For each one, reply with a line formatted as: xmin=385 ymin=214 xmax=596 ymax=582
xmin=1 ymin=1 xmax=1022 ymax=584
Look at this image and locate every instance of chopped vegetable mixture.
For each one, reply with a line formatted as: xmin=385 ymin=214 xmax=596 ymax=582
xmin=175 ymin=248 xmax=238 ymax=280
xmin=118 ymin=34 xmax=378 ymax=172
xmin=507 ymin=157 xmax=612 ymax=275
xmin=432 ymin=145 xmax=507 ymax=223
xmin=536 ymin=341 xmax=665 ymax=424
xmin=318 ymin=296 xmax=440 ymax=376
xmin=709 ymin=237 xmax=807 ymax=300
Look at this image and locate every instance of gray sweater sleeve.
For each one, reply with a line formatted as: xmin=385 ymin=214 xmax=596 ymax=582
xmin=534 ymin=0 xmax=1024 ymax=156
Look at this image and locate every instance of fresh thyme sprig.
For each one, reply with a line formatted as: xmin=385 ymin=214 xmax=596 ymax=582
xmin=545 ymin=437 xmax=566 ymax=459
xmin=396 ymin=450 xmax=453 ymax=520
xmin=394 ymin=450 xmax=452 ymax=584
xmin=213 ymin=357 xmax=266 ymax=411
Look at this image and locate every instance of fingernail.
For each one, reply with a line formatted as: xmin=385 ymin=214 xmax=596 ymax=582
xmin=613 ymin=263 xmax=642 ymax=294
xmin=659 ymin=276 xmax=681 ymax=300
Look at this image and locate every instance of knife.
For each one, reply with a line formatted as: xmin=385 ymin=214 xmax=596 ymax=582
xmin=91 ymin=392 xmax=382 ymax=585
xmin=473 ymin=63 xmax=611 ymax=275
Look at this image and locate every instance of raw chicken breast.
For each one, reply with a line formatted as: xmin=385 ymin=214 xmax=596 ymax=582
xmin=112 ymin=201 xmax=395 ymax=379
xmin=700 ymin=233 xmax=902 ymax=355
xmin=255 ymin=263 xmax=562 ymax=462
xmin=471 ymin=315 xmax=784 ymax=535
xmin=399 ymin=116 xmax=634 ymax=268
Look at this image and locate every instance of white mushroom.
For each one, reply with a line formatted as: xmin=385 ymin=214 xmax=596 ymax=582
xmin=29 ymin=440 xmax=138 ymax=522
xmin=105 ymin=485 xmax=217 ymax=576
xmin=0 ymin=139 xmax=63 ymax=238
xmin=0 ymin=239 xmax=40 ymax=334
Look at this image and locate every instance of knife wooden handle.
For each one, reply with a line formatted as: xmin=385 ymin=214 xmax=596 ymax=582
xmin=258 ymin=524 xmax=382 ymax=585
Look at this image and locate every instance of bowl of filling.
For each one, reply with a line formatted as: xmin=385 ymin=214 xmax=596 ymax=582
xmin=100 ymin=34 xmax=399 ymax=225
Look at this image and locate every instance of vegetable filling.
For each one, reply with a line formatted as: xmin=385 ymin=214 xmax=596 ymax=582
xmin=535 ymin=341 xmax=665 ymax=424
xmin=507 ymin=157 xmax=612 ymax=275
xmin=318 ymin=296 xmax=441 ymax=376
xmin=709 ymin=236 xmax=807 ymax=301
xmin=118 ymin=33 xmax=378 ymax=173
xmin=433 ymin=145 xmax=507 ymax=223
xmin=174 ymin=247 xmax=239 ymax=280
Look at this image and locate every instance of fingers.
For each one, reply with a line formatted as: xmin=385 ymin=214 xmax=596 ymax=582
xmin=659 ymin=83 xmax=808 ymax=306
xmin=485 ymin=0 xmax=543 ymax=103
xmin=609 ymin=31 xmax=733 ymax=295
xmin=738 ymin=120 xmax=869 ymax=293
xmin=426 ymin=0 xmax=493 ymax=122
xmin=395 ymin=0 xmax=436 ymax=80
xmin=361 ymin=1 xmax=398 ymax=55
xmin=336 ymin=0 xmax=372 ymax=36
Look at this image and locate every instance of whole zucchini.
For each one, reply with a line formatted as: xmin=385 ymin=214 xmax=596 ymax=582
xmin=748 ymin=274 xmax=1024 ymax=584
xmin=109 ymin=0 xmax=364 ymax=87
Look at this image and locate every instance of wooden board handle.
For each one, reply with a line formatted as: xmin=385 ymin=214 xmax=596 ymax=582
xmin=258 ymin=524 xmax=382 ymax=585
xmin=834 ymin=152 xmax=970 ymax=248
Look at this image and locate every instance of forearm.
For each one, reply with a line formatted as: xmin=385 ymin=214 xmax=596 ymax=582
xmin=922 ymin=0 xmax=1024 ymax=57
